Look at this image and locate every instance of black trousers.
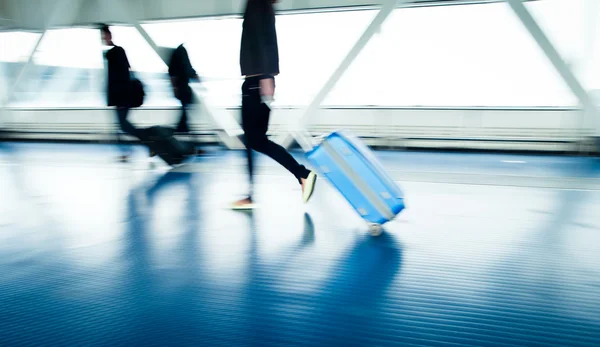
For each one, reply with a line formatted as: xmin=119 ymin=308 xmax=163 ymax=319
xmin=116 ymin=107 xmax=138 ymax=137
xmin=115 ymin=107 xmax=139 ymax=155
xmin=241 ymin=76 xmax=310 ymax=198
xmin=175 ymin=86 xmax=193 ymax=134
xmin=175 ymin=99 xmax=190 ymax=134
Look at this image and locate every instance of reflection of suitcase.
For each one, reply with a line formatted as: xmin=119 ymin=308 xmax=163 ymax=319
xmin=140 ymin=126 xmax=194 ymax=166
xmin=305 ymin=131 xmax=405 ymax=235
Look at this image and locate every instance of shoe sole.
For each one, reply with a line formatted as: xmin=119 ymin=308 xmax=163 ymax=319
xmin=231 ymin=204 xmax=257 ymax=210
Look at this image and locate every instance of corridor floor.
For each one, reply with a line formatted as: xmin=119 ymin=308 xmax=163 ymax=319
xmin=1 ymin=142 xmax=599 ymax=346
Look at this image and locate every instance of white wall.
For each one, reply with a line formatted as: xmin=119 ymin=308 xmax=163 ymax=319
xmin=2 ymin=0 xmax=598 ymax=152
xmin=1 ymin=106 xmax=590 ymax=151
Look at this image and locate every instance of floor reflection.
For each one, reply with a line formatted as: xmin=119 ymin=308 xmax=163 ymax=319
xmin=1 ymin=143 xmax=599 ymax=346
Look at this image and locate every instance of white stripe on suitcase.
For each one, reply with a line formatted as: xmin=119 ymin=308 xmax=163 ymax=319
xmin=321 ymin=140 xmax=396 ymax=221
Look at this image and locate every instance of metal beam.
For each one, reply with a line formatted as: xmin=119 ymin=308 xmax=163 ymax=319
xmin=1 ymin=0 xmax=88 ymax=104
xmin=506 ymin=0 xmax=600 ymax=136
xmin=276 ymin=0 xmax=401 ymax=150
xmin=0 ymin=34 xmax=44 ymax=107
xmin=1 ymin=0 xmax=87 ymax=129
xmin=134 ymin=24 xmax=246 ymax=149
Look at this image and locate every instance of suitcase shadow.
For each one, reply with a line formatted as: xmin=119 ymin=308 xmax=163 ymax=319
xmin=319 ymin=231 xmax=403 ymax=302
xmin=236 ymin=210 xmax=403 ymax=342
xmin=294 ymin=232 xmax=403 ymax=343
xmin=237 ymin=207 xmax=402 ymax=297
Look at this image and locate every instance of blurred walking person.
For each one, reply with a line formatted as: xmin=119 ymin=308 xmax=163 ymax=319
xmin=168 ymin=44 xmax=199 ymax=135
xmin=100 ymin=24 xmax=140 ymax=162
xmin=231 ymin=0 xmax=317 ymax=210
xmin=167 ymin=44 xmax=205 ymax=154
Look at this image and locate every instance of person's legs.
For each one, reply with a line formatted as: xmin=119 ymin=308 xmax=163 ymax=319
xmin=176 ymin=97 xmax=205 ymax=156
xmin=232 ymin=77 xmax=317 ymax=209
xmin=115 ymin=107 xmax=135 ymax=160
xmin=250 ymin=95 xmax=317 ymax=203
xmin=175 ymin=101 xmax=190 ymax=134
xmin=117 ymin=106 xmax=138 ymax=137
xmin=233 ymin=79 xmax=257 ymax=207
xmin=251 ymin=103 xmax=311 ymax=183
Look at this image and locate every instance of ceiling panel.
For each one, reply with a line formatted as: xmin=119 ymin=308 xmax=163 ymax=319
xmin=0 ymin=0 xmax=540 ymax=30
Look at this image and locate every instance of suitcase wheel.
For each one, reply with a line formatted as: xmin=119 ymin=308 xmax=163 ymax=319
xmin=368 ymin=223 xmax=383 ymax=237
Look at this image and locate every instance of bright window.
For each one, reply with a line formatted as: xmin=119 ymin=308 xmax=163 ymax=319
xmin=33 ymin=28 xmax=103 ymax=69
xmin=325 ymin=2 xmax=579 ymax=107
xmin=270 ymin=10 xmax=376 ymax=106
xmin=7 ymin=28 xmax=104 ymax=107
xmin=528 ymin=0 xmax=598 ymax=93
xmin=0 ymin=31 xmax=42 ymax=105
xmin=142 ymin=17 xmax=244 ymax=107
xmin=109 ymin=26 xmax=167 ymax=74
xmin=0 ymin=31 xmax=42 ymax=63
xmin=108 ymin=26 xmax=175 ymax=107
xmin=142 ymin=10 xmax=376 ymax=107
xmin=2 ymin=1 xmax=592 ymax=109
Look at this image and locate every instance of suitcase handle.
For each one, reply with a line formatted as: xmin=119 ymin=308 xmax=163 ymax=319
xmin=290 ymin=126 xmax=318 ymax=153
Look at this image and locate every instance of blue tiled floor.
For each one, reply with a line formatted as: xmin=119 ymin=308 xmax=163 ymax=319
xmin=0 ymin=142 xmax=599 ymax=346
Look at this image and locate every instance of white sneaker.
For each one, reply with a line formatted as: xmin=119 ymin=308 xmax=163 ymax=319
xmin=230 ymin=198 xmax=257 ymax=210
xmin=302 ymin=171 xmax=317 ymax=203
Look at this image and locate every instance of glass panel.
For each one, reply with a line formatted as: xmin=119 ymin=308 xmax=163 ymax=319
xmin=108 ymin=26 xmax=174 ymax=107
xmin=528 ymin=0 xmax=599 ymax=99
xmin=5 ymin=3 xmax=587 ymax=109
xmin=7 ymin=28 xmax=104 ymax=107
xmin=143 ymin=17 xmax=245 ymax=107
xmin=0 ymin=31 xmax=41 ymax=62
xmin=0 ymin=31 xmax=42 ymax=105
xmin=142 ymin=10 xmax=376 ymax=107
xmin=325 ymin=2 xmax=577 ymax=107
xmin=271 ymin=10 xmax=376 ymax=107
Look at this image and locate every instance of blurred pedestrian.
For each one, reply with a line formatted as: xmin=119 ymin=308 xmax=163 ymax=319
xmin=231 ymin=0 xmax=317 ymax=210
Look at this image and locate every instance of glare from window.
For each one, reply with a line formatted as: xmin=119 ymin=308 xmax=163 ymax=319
xmin=1 ymin=0 xmax=593 ymax=108
xmin=325 ymin=2 xmax=580 ymax=107
xmin=529 ymin=0 xmax=597 ymax=91
xmin=0 ymin=32 xmax=42 ymax=62
xmin=142 ymin=10 xmax=376 ymax=107
xmin=142 ymin=17 xmax=245 ymax=107
xmin=34 ymin=28 xmax=104 ymax=69
xmin=109 ymin=26 xmax=167 ymax=73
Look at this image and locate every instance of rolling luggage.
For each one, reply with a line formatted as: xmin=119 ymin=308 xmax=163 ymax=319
xmin=140 ymin=126 xmax=195 ymax=166
xmin=301 ymin=130 xmax=405 ymax=235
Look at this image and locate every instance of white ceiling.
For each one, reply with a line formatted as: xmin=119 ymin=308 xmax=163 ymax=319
xmin=0 ymin=0 xmax=535 ymax=31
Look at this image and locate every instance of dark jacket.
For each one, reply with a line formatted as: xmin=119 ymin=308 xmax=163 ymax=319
xmin=240 ymin=0 xmax=279 ymax=77
xmin=168 ymin=44 xmax=197 ymax=104
xmin=105 ymin=45 xmax=131 ymax=107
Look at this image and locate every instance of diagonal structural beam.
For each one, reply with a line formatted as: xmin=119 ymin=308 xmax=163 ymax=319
xmin=136 ymin=24 xmax=246 ymax=149
xmin=1 ymin=34 xmax=44 ymax=107
xmin=506 ymin=0 xmax=600 ymax=137
xmin=1 ymin=0 xmax=87 ymax=130
xmin=1 ymin=0 xmax=87 ymax=107
xmin=276 ymin=0 xmax=402 ymax=150
xmin=107 ymin=0 xmax=245 ymax=149
xmin=135 ymin=24 xmax=246 ymax=148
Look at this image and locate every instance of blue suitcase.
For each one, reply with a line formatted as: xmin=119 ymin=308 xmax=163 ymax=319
xmin=305 ymin=130 xmax=405 ymax=234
